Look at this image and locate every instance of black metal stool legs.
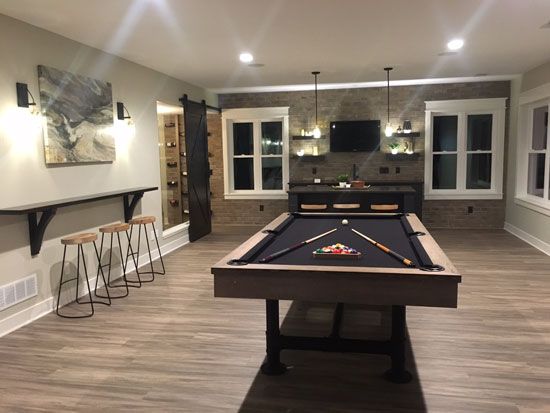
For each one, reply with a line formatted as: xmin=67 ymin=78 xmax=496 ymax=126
xmin=124 ymin=222 xmax=165 ymax=286
xmin=56 ymin=241 xmax=110 ymax=319
xmin=95 ymin=232 xmax=129 ymax=299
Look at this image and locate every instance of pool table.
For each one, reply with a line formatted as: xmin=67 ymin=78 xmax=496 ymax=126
xmin=211 ymin=212 xmax=461 ymax=383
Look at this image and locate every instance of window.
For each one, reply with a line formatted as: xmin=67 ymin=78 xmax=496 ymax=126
xmin=424 ymin=98 xmax=506 ymax=200
xmin=222 ymin=107 xmax=289 ymax=199
xmin=515 ymin=85 xmax=550 ymax=215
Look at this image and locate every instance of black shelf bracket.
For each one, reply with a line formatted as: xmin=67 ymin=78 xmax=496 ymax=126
xmin=123 ymin=192 xmax=144 ymax=222
xmin=28 ymin=208 xmax=57 ymax=256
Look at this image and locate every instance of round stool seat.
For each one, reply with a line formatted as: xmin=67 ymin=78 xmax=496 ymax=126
xmin=99 ymin=222 xmax=130 ymax=233
xmin=129 ymin=216 xmax=156 ymax=225
xmin=61 ymin=232 xmax=98 ymax=245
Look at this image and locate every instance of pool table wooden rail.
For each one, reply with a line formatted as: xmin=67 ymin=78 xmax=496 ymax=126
xmin=212 ymin=213 xmax=461 ymax=308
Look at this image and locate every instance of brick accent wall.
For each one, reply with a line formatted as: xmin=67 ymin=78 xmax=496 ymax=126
xmin=209 ymin=81 xmax=510 ymax=228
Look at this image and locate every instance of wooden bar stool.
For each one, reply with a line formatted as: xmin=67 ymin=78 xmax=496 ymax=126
xmin=333 ymin=203 xmax=361 ymax=210
xmin=94 ymin=222 xmax=131 ymax=299
xmin=125 ymin=216 xmax=165 ymax=285
xmin=371 ymin=204 xmax=399 ymax=212
xmin=56 ymin=232 xmax=111 ymax=318
xmin=300 ymin=204 xmax=327 ymax=211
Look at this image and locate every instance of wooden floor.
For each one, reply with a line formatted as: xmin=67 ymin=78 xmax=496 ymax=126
xmin=1 ymin=227 xmax=550 ymax=412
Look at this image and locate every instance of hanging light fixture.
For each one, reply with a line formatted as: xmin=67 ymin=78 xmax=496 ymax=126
xmin=312 ymin=71 xmax=321 ymax=139
xmin=384 ymin=67 xmax=393 ymax=137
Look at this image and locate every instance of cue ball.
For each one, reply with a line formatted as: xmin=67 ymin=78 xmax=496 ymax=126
xmin=342 ymin=219 xmax=349 ymax=225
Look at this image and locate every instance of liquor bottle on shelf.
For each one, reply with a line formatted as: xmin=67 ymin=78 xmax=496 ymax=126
xmin=182 ymin=171 xmax=188 ymax=177
xmin=167 ymin=180 xmax=178 ymax=187
xmin=167 ymin=161 xmax=177 ymax=167
xmin=180 ymin=152 xmax=186 ymax=157
xmin=166 ymin=142 xmax=177 ymax=148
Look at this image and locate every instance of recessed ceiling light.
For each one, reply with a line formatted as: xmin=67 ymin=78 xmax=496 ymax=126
xmin=447 ymin=39 xmax=464 ymax=51
xmin=239 ymin=52 xmax=254 ymax=63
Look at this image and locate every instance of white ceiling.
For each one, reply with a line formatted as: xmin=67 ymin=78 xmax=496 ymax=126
xmin=1 ymin=0 xmax=549 ymax=91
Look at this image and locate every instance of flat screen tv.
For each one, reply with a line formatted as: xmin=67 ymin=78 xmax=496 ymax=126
xmin=329 ymin=120 xmax=381 ymax=152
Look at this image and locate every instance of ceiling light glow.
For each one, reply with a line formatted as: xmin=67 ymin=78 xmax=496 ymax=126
xmin=447 ymin=39 xmax=464 ymax=51
xmin=239 ymin=52 xmax=254 ymax=63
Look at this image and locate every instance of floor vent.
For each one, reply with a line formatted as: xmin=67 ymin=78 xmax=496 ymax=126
xmin=0 ymin=274 xmax=38 ymax=311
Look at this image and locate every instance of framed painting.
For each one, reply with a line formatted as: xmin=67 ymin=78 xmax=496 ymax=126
xmin=38 ymin=65 xmax=115 ymax=164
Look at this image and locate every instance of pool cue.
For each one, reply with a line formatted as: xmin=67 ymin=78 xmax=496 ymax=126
xmin=259 ymin=228 xmax=337 ymax=263
xmin=351 ymin=228 xmax=415 ymax=267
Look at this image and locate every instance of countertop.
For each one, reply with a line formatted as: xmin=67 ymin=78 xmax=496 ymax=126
xmin=287 ymin=185 xmax=416 ymax=194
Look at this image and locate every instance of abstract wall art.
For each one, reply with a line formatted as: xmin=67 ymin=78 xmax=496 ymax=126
xmin=38 ymin=65 xmax=115 ymax=164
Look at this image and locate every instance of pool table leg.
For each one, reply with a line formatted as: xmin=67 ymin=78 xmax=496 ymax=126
xmin=260 ymin=299 xmax=287 ymax=375
xmin=384 ymin=305 xmax=413 ymax=384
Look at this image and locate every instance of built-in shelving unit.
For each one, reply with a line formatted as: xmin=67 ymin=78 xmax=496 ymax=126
xmin=392 ymin=132 xmax=420 ymax=138
xmin=385 ymin=153 xmax=420 ymax=161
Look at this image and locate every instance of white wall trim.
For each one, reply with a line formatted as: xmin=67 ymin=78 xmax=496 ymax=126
xmin=211 ymin=75 xmax=517 ymax=94
xmin=519 ymin=82 xmax=550 ymax=105
xmin=222 ymin=107 xmax=289 ymax=198
xmin=504 ymin=222 xmax=550 ymax=256
xmin=424 ymin=98 xmax=506 ymax=200
xmin=0 ymin=232 xmax=189 ymax=338
xmin=514 ymin=197 xmax=550 ymax=217
xmin=425 ymin=192 xmax=503 ymax=200
xmin=162 ymin=221 xmax=189 ymax=239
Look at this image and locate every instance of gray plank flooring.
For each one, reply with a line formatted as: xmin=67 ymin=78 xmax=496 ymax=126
xmin=0 ymin=227 xmax=549 ymax=412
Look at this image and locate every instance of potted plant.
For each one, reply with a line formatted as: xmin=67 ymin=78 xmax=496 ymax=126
xmin=336 ymin=174 xmax=349 ymax=187
xmin=388 ymin=142 xmax=400 ymax=155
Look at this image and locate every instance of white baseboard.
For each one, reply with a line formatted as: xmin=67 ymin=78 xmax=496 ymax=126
xmin=0 ymin=232 xmax=189 ymax=338
xmin=504 ymin=222 xmax=550 ymax=256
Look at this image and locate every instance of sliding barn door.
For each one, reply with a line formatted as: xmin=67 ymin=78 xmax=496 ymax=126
xmin=180 ymin=95 xmax=212 ymax=242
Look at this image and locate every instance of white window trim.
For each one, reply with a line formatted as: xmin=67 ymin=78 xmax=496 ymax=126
xmin=515 ymin=85 xmax=550 ymax=214
xmin=222 ymin=107 xmax=289 ymax=200
xmin=424 ymin=98 xmax=506 ymax=200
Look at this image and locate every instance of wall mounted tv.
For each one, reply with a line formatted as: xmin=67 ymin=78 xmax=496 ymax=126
xmin=329 ymin=120 xmax=381 ymax=152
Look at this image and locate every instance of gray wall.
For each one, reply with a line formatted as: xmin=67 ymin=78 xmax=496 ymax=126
xmin=217 ymin=81 xmax=510 ymax=228
xmin=0 ymin=14 xmax=214 ymax=329
xmin=505 ymin=60 xmax=550 ymax=247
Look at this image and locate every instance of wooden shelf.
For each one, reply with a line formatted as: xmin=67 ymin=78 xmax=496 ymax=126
xmin=0 ymin=186 xmax=157 ymax=255
xmin=292 ymin=135 xmax=326 ymax=140
xmin=291 ymin=155 xmax=326 ymax=161
xmin=385 ymin=153 xmax=420 ymax=161
xmin=392 ymin=132 xmax=420 ymax=138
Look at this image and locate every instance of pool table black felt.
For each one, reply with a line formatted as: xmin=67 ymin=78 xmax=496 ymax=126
xmin=243 ymin=214 xmax=434 ymax=269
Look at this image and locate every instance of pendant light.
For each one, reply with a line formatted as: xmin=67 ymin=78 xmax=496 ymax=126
xmin=312 ymin=71 xmax=321 ymax=139
xmin=384 ymin=67 xmax=393 ymax=137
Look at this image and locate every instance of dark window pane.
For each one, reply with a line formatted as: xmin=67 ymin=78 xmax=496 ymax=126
xmin=467 ymin=114 xmax=492 ymax=151
xmin=433 ymin=154 xmax=457 ymax=189
xmin=532 ymin=106 xmax=548 ymax=150
xmin=467 ymin=154 xmax=492 ymax=189
xmin=262 ymin=157 xmax=282 ymax=190
xmin=234 ymin=158 xmax=254 ymax=190
xmin=527 ymin=153 xmax=545 ymax=197
xmin=233 ymin=123 xmax=253 ymax=155
xmin=433 ymin=116 xmax=457 ymax=151
xmin=261 ymin=122 xmax=282 ymax=155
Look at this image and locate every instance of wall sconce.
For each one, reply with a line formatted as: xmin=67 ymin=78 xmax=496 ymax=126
xmin=16 ymin=82 xmax=40 ymax=115
xmin=116 ymin=102 xmax=133 ymax=124
xmin=403 ymin=120 xmax=412 ymax=134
